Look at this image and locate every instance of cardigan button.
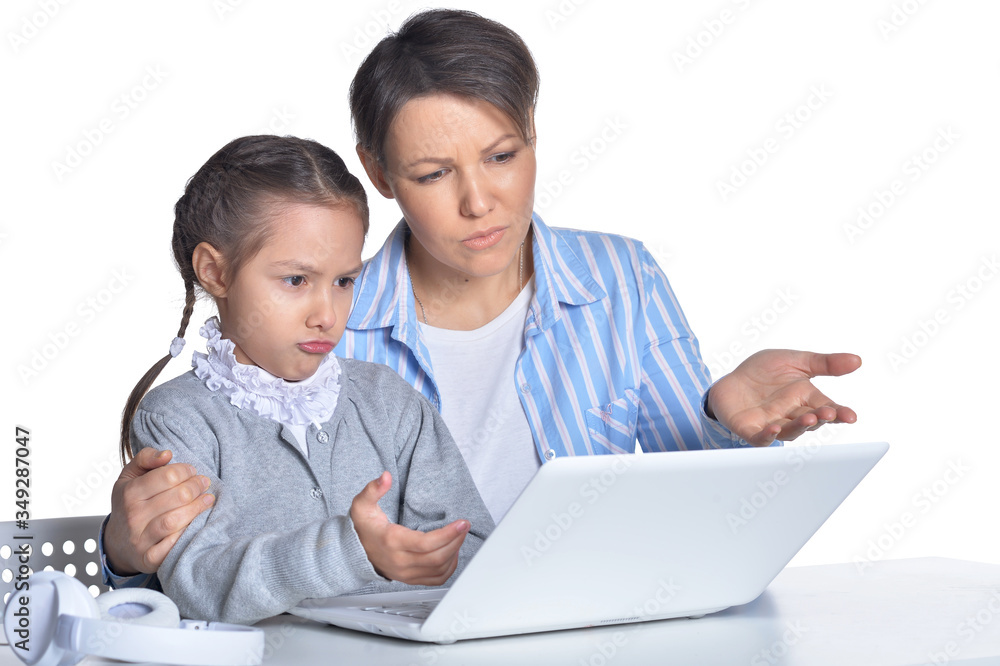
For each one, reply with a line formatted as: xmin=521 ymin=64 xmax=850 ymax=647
xmin=310 ymin=488 xmax=323 ymax=500
xmin=316 ymin=431 xmax=330 ymax=443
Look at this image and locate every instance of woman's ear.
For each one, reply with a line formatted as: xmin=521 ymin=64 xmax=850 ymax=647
xmin=356 ymin=144 xmax=395 ymax=200
xmin=192 ymin=242 xmax=228 ymax=298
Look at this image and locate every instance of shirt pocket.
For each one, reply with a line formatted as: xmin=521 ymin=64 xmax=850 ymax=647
xmin=585 ymin=388 xmax=640 ymax=453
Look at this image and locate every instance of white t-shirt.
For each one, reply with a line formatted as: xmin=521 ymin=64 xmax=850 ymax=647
xmin=418 ymin=277 xmax=540 ymax=522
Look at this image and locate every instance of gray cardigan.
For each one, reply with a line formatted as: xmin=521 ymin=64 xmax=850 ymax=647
xmin=131 ymin=358 xmax=495 ymax=625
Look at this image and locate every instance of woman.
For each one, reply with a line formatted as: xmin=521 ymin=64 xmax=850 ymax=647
xmin=103 ymin=9 xmax=859 ymax=585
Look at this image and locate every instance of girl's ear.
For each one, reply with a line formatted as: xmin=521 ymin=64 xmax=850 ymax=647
xmin=192 ymin=242 xmax=229 ymax=298
xmin=356 ymin=144 xmax=395 ymax=200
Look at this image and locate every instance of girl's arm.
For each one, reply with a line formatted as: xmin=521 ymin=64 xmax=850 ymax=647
xmin=340 ymin=362 xmax=496 ymax=595
xmin=130 ymin=403 xmax=383 ymax=626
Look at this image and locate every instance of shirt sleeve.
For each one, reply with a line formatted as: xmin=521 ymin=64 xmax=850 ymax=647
xmin=634 ymin=244 xmax=764 ymax=451
xmin=131 ymin=407 xmax=382 ymax=625
xmin=98 ymin=515 xmax=163 ymax=591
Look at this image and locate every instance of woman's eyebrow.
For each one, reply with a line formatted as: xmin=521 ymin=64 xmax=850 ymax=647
xmin=405 ymin=155 xmax=451 ymax=169
xmin=480 ymin=133 xmax=518 ymax=155
xmin=403 ymin=133 xmax=520 ymax=169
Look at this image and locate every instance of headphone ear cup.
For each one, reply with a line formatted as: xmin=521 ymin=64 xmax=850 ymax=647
xmin=96 ymin=588 xmax=181 ymax=628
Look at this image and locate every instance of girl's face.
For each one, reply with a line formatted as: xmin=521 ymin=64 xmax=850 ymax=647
xmin=213 ymin=202 xmax=365 ymax=381
xmin=367 ymin=94 xmax=537 ymax=281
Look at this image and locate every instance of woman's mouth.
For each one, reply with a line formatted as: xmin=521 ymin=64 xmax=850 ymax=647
xmin=462 ymin=227 xmax=506 ymax=250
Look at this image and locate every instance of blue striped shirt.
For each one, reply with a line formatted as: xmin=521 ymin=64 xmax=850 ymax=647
xmin=102 ymin=213 xmax=752 ymax=591
xmin=338 ymin=213 xmax=750 ymax=458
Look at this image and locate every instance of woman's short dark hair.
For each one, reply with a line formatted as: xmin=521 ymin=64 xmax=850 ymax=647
xmin=350 ymin=8 xmax=539 ymax=165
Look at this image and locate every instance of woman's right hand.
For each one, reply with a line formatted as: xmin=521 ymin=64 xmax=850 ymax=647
xmin=104 ymin=447 xmax=215 ymax=576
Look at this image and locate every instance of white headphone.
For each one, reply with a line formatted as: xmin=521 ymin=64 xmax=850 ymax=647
xmin=4 ymin=571 xmax=264 ymax=666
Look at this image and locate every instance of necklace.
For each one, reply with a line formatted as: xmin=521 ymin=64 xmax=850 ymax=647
xmin=413 ymin=241 xmax=525 ymax=325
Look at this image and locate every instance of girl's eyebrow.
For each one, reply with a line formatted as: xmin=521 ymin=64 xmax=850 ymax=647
xmin=272 ymin=260 xmax=316 ymax=273
xmin=273 ymin=259 xmax=364 ymax=276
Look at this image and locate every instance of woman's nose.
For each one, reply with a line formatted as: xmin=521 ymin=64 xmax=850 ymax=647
xmin=459 ymin=171 xmax=495 ymax=217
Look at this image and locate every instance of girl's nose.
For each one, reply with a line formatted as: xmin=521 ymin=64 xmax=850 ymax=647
xmin=306 ymin=291 xmax=337 ymax=330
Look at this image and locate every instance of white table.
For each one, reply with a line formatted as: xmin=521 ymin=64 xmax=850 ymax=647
xmin=4 ymin=558 xmax=1000 ymax=665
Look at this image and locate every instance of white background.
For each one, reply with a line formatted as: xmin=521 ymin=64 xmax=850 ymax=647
xmin=2 ymin=0 xmax=997 ymax=569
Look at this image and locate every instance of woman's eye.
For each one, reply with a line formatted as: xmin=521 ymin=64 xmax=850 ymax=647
xmin=491 ymin=151 xmax=516 ymax=164
xmin=336 ymin=277 xmax=356 ymax=288
xmin=417 ymin=169 xmax=446 ymax=184
xmin=283 ymin=275 xmax=306 ymax=287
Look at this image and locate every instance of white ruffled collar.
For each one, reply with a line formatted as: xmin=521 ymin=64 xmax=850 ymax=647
xmin=191 ymin=317 xmax=341 ymax=427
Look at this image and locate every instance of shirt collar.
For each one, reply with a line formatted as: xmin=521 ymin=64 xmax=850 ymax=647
xmin=347 ymin=213 xmax=606 ymax=336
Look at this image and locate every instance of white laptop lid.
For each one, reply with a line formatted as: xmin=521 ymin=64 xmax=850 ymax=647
xmin=293 ymin=441 xmax=888 ymax=643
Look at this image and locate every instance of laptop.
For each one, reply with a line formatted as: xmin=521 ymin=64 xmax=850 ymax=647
xmin=290 ymin=441 xmax=888 ymax=643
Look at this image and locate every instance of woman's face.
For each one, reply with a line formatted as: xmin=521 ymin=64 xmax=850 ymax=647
xmin=368 ymin=94 xmax=537 ymax=281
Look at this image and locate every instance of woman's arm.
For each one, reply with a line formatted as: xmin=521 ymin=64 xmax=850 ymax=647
xmin=636 ymin=244 xmax=858 ymax=448
xmin=102 ymin=447 xmax=213 ymax=585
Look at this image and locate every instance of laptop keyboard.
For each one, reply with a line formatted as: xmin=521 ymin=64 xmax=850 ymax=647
xmin=359 ymin=600 xmax=439 ymax=619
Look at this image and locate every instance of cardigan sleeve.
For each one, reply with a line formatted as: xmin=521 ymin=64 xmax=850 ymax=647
xmin=131 ymin=402 xmax=382 ymax=625
xmin=351 ymin=364 xmax=496 ymax=595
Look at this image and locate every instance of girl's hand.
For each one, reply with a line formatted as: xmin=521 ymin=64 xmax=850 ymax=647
xmin=105 ymin=447 xmax=215 ymax=575
xmin=706 ymin=350 xmax=861 ymax=447
xmin=350 ymin=471 xmax=471 ymax=585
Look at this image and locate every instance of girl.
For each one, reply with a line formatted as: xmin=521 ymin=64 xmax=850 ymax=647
xmin=106 ymin=9 xmax=860 ymax=586
xmin=118 ymin=135 xmax=493 ymax=625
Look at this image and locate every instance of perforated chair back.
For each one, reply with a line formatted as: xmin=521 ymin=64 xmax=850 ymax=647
xmin=1 ymin=515 xmax=109 ymax=606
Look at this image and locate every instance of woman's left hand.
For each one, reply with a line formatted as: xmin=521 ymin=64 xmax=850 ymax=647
xmin=707 ymin=350 xmax=861 ymax=447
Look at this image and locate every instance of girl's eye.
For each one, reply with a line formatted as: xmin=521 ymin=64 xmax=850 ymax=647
xmin=417 ymin=169 xmax=446 ymax=184
xmin=283 ymin=276 xmax=306 ymax=287
xmin=336 ymin=277 xmax=356 ymax=289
